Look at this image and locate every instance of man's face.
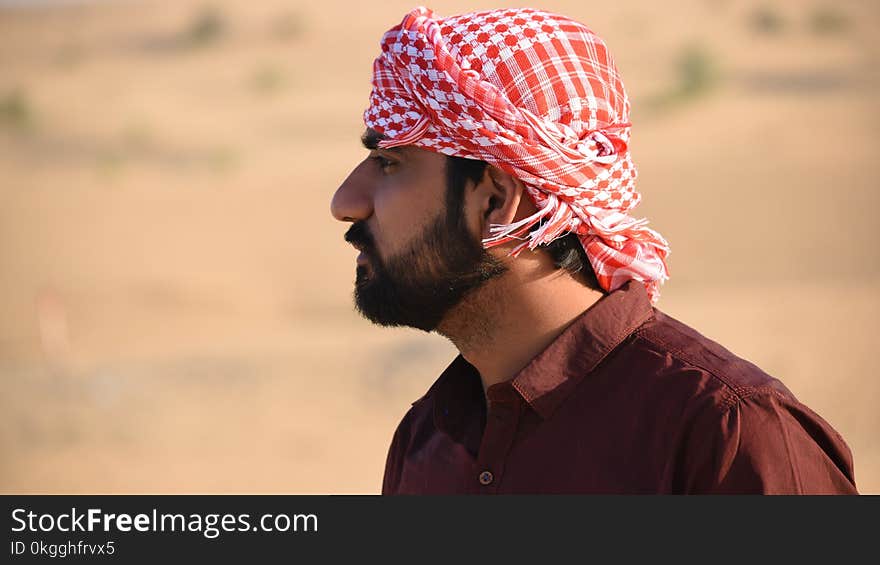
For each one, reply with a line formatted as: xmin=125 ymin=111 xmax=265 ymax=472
xmin=331 ymin=132 xmax=506 ymax=331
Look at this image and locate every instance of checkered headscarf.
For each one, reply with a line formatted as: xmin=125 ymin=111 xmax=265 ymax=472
xmin=364 ymin=7 xmax=670 ymax=302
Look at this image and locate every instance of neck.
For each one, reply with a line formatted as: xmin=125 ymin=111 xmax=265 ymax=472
xmin=437 ymin=253 xmax=604 ymax=396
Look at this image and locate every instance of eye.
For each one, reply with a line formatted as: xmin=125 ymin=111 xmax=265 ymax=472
xmin=370 ymin=154 xmax=396 ymax=172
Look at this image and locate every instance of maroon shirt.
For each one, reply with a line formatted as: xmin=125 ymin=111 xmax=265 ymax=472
xmin=382 ymin=280 xmax=857 ymax=494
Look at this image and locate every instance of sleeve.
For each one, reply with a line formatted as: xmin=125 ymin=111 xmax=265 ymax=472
xmin=680 ymin=390 xmax=858 ymax=494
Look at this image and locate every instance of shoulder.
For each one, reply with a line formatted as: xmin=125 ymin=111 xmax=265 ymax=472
xmin=577 ymin=306 xmax=797 ymax=430
xmin=624 ymin=309 xmax=856 ymax=493
xmin=676 ymin=386 xmax=857 ymax=493
xmin=626 ymin=307 xmax=797 ymax=407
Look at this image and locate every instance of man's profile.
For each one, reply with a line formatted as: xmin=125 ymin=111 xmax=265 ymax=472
xmin=331 ymin=7 xmax=857 ymax=494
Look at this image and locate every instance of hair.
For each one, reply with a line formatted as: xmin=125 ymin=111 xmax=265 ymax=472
xmin=445 ymin=155 xmax=605 ymax=293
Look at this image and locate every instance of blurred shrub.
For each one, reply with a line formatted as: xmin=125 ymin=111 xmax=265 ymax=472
xmin=640 ymin=43 xmax=720 ymax=115
xmin=206 ymin=146 xmax=240 ymax=173
xmin=809 ymin=6 xmax=850 ymax=35
xmin=184 ymin=5 xmax=227 ymax=47
xmin=0 ymin=88 xmax=33 ymax=131
xmin=54 ymin=43 xmax=86 ymax=69
xmin=749 ymin=4 xmax=786 ymax=35
xmin=96 ymin=150 xmax=126 ymax=177
xmin=121 ymin=123 xmax=155 ymax=153
xmin=272 ymin=11 xmax=307 ymax=41
xmin=676 ymin=44 xmax=719 ymax=98
xmin=250 ymin=66 xmax=286 ymax=94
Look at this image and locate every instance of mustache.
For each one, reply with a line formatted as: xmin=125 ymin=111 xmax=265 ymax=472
xmin=344 ymin=221 xmax=375 ymax=252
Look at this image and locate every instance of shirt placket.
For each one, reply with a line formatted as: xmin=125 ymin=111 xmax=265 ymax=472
xmin=473 ymin=388 xmax=522 ymax=494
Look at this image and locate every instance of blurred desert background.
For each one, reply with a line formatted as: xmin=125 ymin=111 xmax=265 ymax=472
xmin=0 ymin=0 xmax=877 ymax=493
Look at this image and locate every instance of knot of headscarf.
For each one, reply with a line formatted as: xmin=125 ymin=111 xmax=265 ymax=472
xmin=364 ymin=6 xmax=670 ymax=302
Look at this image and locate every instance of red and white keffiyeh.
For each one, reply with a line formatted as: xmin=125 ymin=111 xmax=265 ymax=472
xmin=364 ymin=7 xmax=670 ymax=302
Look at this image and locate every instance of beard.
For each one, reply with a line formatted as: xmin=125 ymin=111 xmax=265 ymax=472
xmin=344 ymin=215 xmax=507 ymax=332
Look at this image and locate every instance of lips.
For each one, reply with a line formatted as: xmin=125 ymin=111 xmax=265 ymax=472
xmin=349 ymin=241 xmax=370 ymax=265
xmin=344 ymin=221 xmax=376 ymax=271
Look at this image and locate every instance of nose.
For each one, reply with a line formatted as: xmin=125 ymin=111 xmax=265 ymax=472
xmin=331 ymin=160 xmax=374 ymax=223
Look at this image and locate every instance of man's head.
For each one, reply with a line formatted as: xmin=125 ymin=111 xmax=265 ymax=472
xmin=338 ymin=131 xmax=507 ymax=331
xmin=334 ymin=128 xmax=605 ymax=332
xmin=332 ymin=7 xmax=670 ymax=330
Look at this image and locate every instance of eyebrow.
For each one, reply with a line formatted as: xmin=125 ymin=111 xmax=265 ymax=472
xmin=361 ymin=129 xmax=396 ymax=151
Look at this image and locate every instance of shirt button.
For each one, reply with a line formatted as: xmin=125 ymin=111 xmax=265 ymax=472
xmin=478 ymin=470 xmax=494 ymax=485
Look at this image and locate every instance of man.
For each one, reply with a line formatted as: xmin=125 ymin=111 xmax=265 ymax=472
xmin=331 ymin=7 xmax=857 ymax=494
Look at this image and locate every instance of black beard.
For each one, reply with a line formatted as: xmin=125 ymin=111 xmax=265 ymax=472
xmin=345 ymin=216 xmax=507 ymax=332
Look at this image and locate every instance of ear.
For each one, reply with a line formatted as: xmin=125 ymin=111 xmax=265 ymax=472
xmin=470 ymin=165 xmax=535 ymax=240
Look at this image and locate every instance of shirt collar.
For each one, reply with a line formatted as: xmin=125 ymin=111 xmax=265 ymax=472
xmin=508 ymin=279 xmax=655 ymax=419
xmin=429 ymin=280 xmax=655 ymax=429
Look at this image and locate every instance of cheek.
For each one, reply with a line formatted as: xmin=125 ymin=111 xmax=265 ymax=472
xmin=372 ymin=179 xmax=445 ymax=257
